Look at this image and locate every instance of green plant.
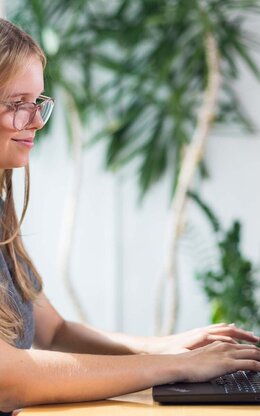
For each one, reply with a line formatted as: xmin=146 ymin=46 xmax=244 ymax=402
xmin=189 ymin=192 xmax=260 ymax=332
xmin=84 ymin=0 xmax=260 ymax=197
xmin=203 ymin=221 xmax=260 ymax=331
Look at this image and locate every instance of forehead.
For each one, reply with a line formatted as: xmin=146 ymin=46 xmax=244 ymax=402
xmin=5 ymin=57 xmax=44 ymax=98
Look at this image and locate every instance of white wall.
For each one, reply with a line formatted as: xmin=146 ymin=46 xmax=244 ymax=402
xmin=18 ymin=18 xmax=260 ymax=336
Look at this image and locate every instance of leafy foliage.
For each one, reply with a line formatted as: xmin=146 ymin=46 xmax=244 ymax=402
xmin=189 ymin=192 xmax=260 ymax=331
xmin=7 ymin=0 xmax=260 ymax=196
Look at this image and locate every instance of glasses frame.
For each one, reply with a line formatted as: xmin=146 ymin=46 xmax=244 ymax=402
xmin=0 ymin=94 xmax=55 ymax=131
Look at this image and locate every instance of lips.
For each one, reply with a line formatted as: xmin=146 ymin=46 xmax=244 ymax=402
xmin=11 ymin=137 xmax=35 ymax=148
xmin=12 ymin=137 xmax=34 ymax=143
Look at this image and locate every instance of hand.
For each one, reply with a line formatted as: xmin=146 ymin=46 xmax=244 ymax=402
xmin=147 ymin=323 xmax=259 ymax=354
xmin=173 ymin=341 xmax=260 ymax=383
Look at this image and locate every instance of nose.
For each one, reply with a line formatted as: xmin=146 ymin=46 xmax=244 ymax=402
xmin=28 ymin=108 xmax=45 ymax=131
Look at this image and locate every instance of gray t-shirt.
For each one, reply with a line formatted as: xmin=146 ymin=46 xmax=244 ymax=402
xmin=0 ymin=197 xmax=40 ymax=349
xmin=0 ymin=248 xmax=40 ymax=349
xmin=0 ymin=200 xmax=41 ymax=414
xmin=0 ymin=246 xmax=41 ymax=415
xmin=0 ymin=206 xmax=41 ymax=416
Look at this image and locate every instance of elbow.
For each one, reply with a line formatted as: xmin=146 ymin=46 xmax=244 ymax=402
xmin=0 ymin=383 xmax=25 ymax=413
xmin=0 ymin=347 xmax=31 ymax=412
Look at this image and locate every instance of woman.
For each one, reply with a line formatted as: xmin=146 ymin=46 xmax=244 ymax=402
xmin=0 ymin=18 xmax=259 ymax=415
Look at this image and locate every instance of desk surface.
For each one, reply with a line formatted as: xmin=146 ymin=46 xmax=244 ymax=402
xmin=20 ymin=389 xmax=260 ymax=416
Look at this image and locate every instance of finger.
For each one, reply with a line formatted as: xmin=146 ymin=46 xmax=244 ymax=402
xmin=205 ymin=322 xmax=257 ymax=335
xmin=231 ymin=346 xmax=260 ymax=358
xmin=232 ymin=343 xmax=259 ymax=350
xmin=199 ymin=323 xmax=227 ymax=332
xmin=208 ymin=335 xmax=237 ymax=344
xmin=207 ymin=325 xmax=240 ymax=335
xmin=208 ymin=326 xmax=259 ymax=342
xmin=206 ymin=340 xmax=258 ymax=353
xmin=215 ymin=342 xmax=260 ymax=351
xmin=189 ymin=335 xmax=237 ymax=349
xmin=233 ymin=359 xmax=260 ymax=373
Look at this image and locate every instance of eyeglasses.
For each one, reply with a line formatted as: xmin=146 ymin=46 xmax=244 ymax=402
xmin=0 ymin=94 xmax=55 ymax=131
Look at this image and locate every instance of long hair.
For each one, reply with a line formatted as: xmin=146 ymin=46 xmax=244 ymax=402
xmin=0 ymin=19 xmax=45 ymax=344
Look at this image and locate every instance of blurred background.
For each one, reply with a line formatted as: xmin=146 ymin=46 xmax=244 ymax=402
xmin=2 ymin=0 xmax=260 ymax=336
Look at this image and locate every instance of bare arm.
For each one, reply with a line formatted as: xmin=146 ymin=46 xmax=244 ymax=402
xmin=2 ymin=339 xmax=260 ymax=413
xmin=1 ymin=293 xmax=259 ymax=412
xmin=33 ymin=293 xmax=259 ymax=355
xmin=33 ymin=293 xmax=142 ymax=354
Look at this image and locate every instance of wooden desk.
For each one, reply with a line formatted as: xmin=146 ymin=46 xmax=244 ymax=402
xmin=20 ymin=389 xmax=260 ymax=415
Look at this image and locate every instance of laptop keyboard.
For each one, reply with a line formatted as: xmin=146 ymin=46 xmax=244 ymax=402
xmin=215 ymin=371 xmax=260 ymax=393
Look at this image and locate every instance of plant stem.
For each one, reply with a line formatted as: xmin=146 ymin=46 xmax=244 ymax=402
xmin=57 ymin=93 xmax=87 ymax=323
xmin=155 ymin=33 xmax=221 ymax=335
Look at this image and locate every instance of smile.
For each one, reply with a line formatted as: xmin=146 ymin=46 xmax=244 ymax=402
xmin=11 ymin=138 xmax=34 ymax=148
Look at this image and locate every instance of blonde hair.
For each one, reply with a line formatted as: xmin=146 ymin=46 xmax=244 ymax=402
xmin=0 ymin=19 xmax=45 ymax=344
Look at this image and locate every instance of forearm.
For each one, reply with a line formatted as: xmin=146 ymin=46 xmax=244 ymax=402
xmin=3 ymin=349 xmax=173 ymax=411
xmin=49 ymin=320 xmax=152 ymax=355
xmin=3 ymin=340 xmax=260 ymax=412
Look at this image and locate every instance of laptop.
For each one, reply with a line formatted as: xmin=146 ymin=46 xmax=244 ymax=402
xmin=153 ymin=371 xmax=260 ymax=404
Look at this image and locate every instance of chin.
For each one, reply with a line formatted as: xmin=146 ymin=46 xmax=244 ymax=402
xmin=7 ymin=160 xmax=29 ymax=169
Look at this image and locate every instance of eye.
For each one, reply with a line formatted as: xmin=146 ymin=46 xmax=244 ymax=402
xmin=8 ymin=100 xmax=23 ymax=105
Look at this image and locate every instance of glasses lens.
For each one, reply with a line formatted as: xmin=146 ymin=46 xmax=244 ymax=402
xmin=39 ymin=98 xmax=54 ymax=125
xmin=14 ymin=103 xmax=34 ymax=130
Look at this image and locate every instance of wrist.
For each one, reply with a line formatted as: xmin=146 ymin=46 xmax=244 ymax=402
xmin=147 ymin=353 xmax=184 ymax=386
xmin=133 ymin=336 xmax=161 ymax=355
xmin=141 ymin=336 xmax=171 ymax=355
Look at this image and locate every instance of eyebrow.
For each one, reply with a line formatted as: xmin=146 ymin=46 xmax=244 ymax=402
xmin=8 ymin=91 xmax=45 ymax=98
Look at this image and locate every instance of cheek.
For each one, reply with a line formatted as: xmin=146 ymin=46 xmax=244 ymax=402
xmin=0 ymin=112 xmax=15 ymax=135
xmin=0 ymin=113 xmax=16 ymax=166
